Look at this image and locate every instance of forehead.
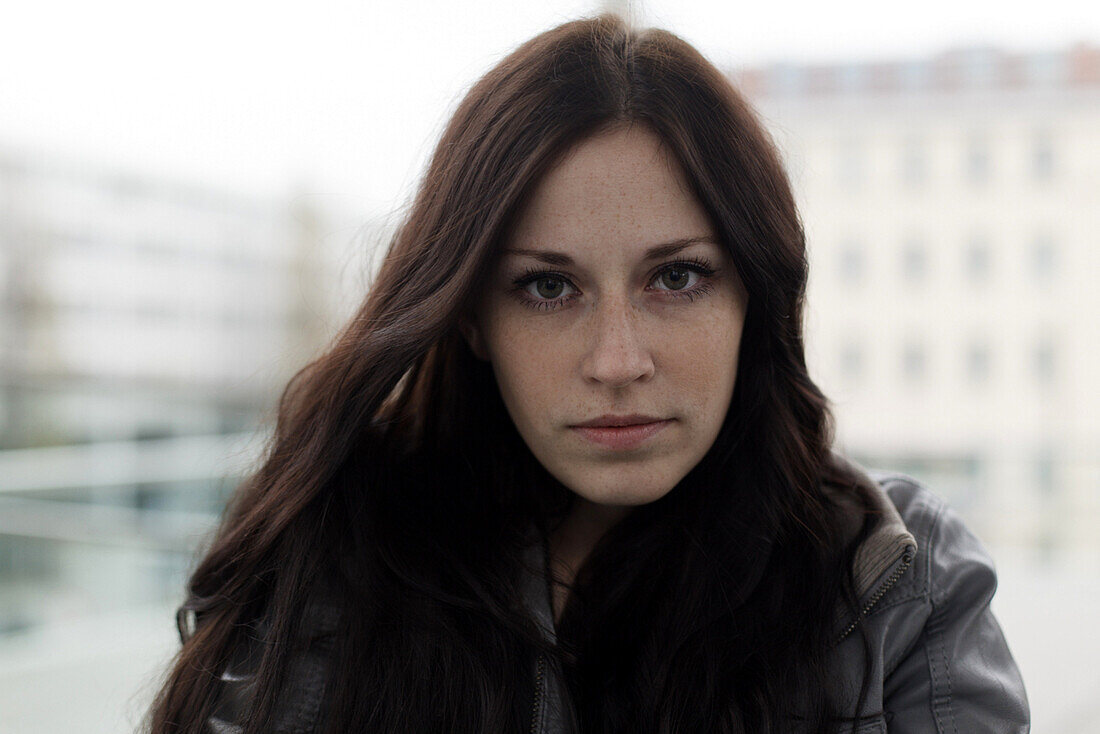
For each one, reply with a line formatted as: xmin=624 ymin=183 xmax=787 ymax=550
xmin=504 ymin=125 xmax=717 ymax=256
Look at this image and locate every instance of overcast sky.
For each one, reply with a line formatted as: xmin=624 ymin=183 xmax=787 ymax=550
xmin=1 ymin=0 xmax=1096 ymax=219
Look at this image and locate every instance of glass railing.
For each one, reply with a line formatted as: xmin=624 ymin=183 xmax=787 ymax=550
xmin=0 ymin=433 xmax=257 ymax=733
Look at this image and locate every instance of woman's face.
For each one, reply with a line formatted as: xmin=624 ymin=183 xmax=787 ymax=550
xmin=463 ymin=124 xmax=748 ymax=513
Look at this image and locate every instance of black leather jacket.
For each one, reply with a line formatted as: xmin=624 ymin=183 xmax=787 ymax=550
xmin=177 ymin=458 xmax=1030 ymax=733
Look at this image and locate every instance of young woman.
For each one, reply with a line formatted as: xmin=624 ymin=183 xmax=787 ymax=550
xmin=149 ymin=14 xmax=1029 ymax=734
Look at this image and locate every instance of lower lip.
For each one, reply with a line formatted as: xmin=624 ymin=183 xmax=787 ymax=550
xmin=570 ymin=419 xmax=672 ymax=450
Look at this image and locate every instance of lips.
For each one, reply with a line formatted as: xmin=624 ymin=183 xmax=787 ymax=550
xmin=570 ymin=416 xmax=672 ymax=450
xmin=572 ymin=413 xmax=665 ymax=428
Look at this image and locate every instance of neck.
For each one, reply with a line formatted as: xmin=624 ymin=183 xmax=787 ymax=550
xmin=547 ymin=496 xmax=633 ymax=624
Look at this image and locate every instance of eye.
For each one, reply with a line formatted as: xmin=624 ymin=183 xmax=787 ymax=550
xmin=530 ymin=276 xmax=570 ymax=300
xmin=511 ymin=269 xmax=580 ymax=311
xmin=648 ymin=256 xmax=718 ymax=299
xmin=654 ymin=266 xmax=696 ymax=291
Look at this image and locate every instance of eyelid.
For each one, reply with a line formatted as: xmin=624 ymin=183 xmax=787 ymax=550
xmin=512 ymin=257 xmax=717 ymax=289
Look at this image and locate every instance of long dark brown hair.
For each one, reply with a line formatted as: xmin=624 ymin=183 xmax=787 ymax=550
xmin=148 ymin=13 xmax=877 ymax=734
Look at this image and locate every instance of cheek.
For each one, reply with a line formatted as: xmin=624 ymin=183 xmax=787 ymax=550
xmin=673 ymin=313 xmax=743 ymax=412
xmin=486 ymin=322 xmax=570 ymax=424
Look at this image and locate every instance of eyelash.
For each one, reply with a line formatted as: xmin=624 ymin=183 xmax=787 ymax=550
xmin=510 ymin=256 xmax=719 ymax=312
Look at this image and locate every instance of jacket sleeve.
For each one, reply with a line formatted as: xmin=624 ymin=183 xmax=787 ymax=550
xmin=882 ymin=497 xmax=1030 ymax=733
xmin=176 ymin=595 xmax=340 ymax=734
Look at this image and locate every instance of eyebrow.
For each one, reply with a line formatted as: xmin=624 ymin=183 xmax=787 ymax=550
xmin=501 ymin=236 xmax=721 ymax=266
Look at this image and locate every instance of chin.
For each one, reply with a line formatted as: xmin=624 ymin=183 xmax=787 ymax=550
xmin=569 ymin=476 xmax=678 ymax=508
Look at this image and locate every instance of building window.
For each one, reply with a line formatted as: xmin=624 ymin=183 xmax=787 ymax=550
xmin=901 ymin=238 xmax=928 ymax=284
xmin=1032 ymin=338 xmax=1056 ymax=386
xmin=900 ymin=135 xmax=927 ymax=187
xmin=840 ymin=341 xmax=864 ymax=382
xmin=898 ymin=61 xmax=932 ymax=92
xmin=838 ymin=239 xmax=865 ymax=285
xmin=1035 ymin=448 xmax=1056 ymax=496
xmin=1024 ymin=53 xmax=1064 ymax=86
xmin=837 ymin=138 xmax=864 ymax=189
xmin=770 ymin=63 xmax=803 ymax=96
xmin=959 ymin=48 xmax=999 ymax=88
xmin=805 ymin=66 xmax=838 ymax=95
xmin=965 ymin=132 xmax=991 ymax=184
xmin=837 ymin=64 xmax=864 ymax=93
xmin=1031 ymin=130 xmax=1055 ymax=180
xmin=965 ymin=340 xmax=991 ymax=384
xmin=964 ymin=235 xmax=992 ymax=282
xmin=1031 ymin=233 xmax=1057 ymax=283
xmin=902 ymin=341 xmax=927 ymax=383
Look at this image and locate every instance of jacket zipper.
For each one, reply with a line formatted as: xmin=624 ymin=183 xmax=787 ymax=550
xmin=836 ymin=546 xmax=915 ymax=644
xmin=529 ymin=651 xmax=546 ymax=734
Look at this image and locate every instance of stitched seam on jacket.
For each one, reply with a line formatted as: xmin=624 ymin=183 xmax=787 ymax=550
xmin=941 ymin=630 xmax=958 ymax=734
xmin=925 ymin=615 xmax=946 ymax=734
xmin=921 ymin=500 xmax=958 ymax=734
xmin=925 ymin=614 xmax=959 ymax=734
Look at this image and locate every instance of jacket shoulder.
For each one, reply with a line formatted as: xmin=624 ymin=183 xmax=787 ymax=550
xmin=861 ymin=470 xmax=1030 ymax=732
xmin=864 ymin=470 xmax=991 ymax=607
xmin=868 ymin=470 xmax=949 ymax=538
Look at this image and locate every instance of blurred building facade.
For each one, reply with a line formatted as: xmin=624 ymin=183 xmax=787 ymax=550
xmin=734 ymin=43 xmax=1100 ymax=550
xmin=0 ymin=153 xmax=342 ymax=448
xmin=0 ymin=151 xmax=385 ymax=635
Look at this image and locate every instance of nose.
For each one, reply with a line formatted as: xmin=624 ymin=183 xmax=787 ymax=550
xmin=580 ymin=293 xmax=655 ymax=388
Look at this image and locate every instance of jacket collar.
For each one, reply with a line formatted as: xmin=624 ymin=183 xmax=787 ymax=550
xmin=824 ymin=451 xmax=917 ymax=601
